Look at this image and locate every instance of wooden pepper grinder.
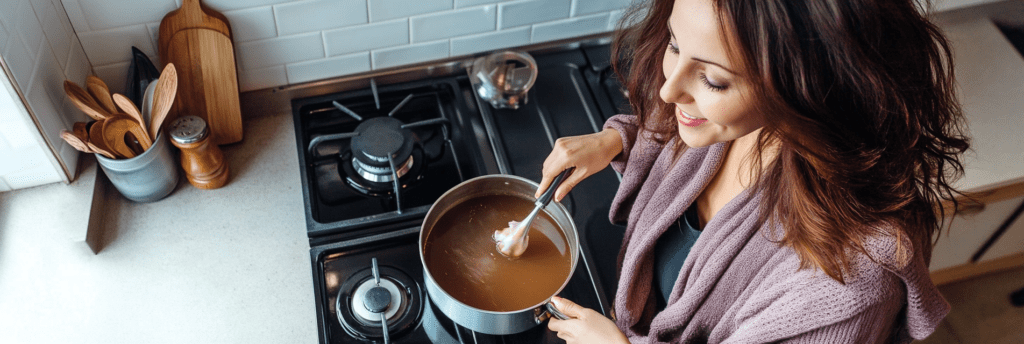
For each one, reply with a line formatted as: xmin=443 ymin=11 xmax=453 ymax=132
xmin=169 ymin=115 xmax=229 ymax=189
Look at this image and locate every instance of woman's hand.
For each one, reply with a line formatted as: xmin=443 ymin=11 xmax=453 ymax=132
xmin=548 ymin=296 xmax=629 ymax=344
xmin=536 ymin=128 xmax=624 ymax=201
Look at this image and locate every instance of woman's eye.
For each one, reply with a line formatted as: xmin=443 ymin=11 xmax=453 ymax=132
xmin=667 ymin=41 xmax=679 ymax=54
xmin=700 ymin=73 xmax=728 ymax=91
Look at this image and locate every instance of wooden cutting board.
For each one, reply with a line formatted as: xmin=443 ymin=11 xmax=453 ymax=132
xmin=158 ymin=0 xmax=242 ymax=145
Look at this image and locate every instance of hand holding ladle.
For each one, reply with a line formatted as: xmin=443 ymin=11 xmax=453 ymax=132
xmin=493 ymin=167 xmax=575 ymax=258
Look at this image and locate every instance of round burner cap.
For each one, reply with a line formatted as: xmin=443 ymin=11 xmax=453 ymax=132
xmin=351 ymin=277 xmax=402 ymax=322
xmin=350 ymin=117 xmax=415 ymax=166
xmin=364 ymin=286 xmax=392 ymax=313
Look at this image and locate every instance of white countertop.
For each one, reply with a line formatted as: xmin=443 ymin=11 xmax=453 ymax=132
xmin=0 ymin=110 xmax=318 ymax=343
xmin=1 ymin=5 xmax=1023 ymax=344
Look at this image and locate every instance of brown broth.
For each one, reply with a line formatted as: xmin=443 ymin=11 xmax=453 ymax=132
xmin=423 ymin=194 xmax=572 ymax=312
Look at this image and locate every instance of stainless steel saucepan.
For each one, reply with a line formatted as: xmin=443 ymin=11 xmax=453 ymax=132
xmin=419 ymin=174 xmax=575 ymax=335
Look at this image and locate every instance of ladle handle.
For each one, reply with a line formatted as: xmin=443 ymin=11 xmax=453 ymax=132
xmin=537 ymin=167 xmax=574 ymax=206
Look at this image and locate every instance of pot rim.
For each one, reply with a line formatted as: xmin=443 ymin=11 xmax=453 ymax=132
xmin=419 ymin=174 xmax=579 ymax=315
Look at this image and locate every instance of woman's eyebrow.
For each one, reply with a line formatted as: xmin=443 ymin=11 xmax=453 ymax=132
xmin=667 ymin=19 xmax=737 ymax=75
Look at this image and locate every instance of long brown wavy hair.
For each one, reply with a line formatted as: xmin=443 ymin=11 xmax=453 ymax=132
xmin=612 ymin=0 xmax=970 ymax=283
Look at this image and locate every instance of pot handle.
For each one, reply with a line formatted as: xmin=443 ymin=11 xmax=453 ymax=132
xmin=535 ymin=300 xmax=571 ymax=324
xmin=546 ymin=301 xmax=571 ymax=320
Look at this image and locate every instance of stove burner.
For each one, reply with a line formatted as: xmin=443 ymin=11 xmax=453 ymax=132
xmin=351 ymin=277 xmax=401 ymax=322
xmin=363 ymin=286 xmax=392 ymax=313
xmin=335 ymin=261 xmax=422 ymax=341
xmin=350 ymin=117 xmax=416 ymax=172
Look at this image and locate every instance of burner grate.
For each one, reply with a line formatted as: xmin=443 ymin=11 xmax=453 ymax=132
xmin=293 ymin=78 xmax=485 ymax=235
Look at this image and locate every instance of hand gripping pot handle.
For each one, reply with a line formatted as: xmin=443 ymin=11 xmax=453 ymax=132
xmin=534 ymin=300 xmax=571 ymax=324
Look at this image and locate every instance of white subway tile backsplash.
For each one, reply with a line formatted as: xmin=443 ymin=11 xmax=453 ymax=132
xmin=531 ymin=12 xmax=610 ymax=44
xmin=0 ymin=1 xmax=22 ymax=33
xmin=4 ymin=34 xmax=41 ymax=86
xmin=237 ymin=32 xmax=324 ymax=70
xmin=324 ymin=19 xmax=408 ymax=57
xmin=203 ymin=0 xmax=289 ymax=12
xmin=0 ymin=19 xmax=10 ymax=51
xmin=608 ymin=9 xmax=624 ymax=31
xmin=224 ymin=6 xmax=276 ymax=42
xmin=64 ymin=39 xmax=91 ymax=87
xmin=575 ymin=0 xmax=632 ymax=16
xmin=15 ymin=0 xmax=44 ymax=60
xmin=499 ymin=0 xmax=570 ymax=29
xmin=2 ymin=0 xmax=635 ymax=148
xmin=30 ymin=43 xmax=72 ymax=131
xmin=237 ymin=65 xmax=287 ymax=92
xmin=92 ymin=61 xmax=129 ymax=95
xmin=57 ymin=138 xmax=79 ymax=180
xmin=456 ymin=0 xmax=503 ymax=8
xmin=77 ymin=0 xmax=177 ymax=31
xmin=34 ymin=0 xmax=73 ymax=71
xmin=59 ymin=0 xmax=90 ymax=33
xmin=27 ymin=67 xmax=68 ymax=163
xmin=371 ymin=40 xmax=449 ymax=69
xmin=451 ymin=26 xmax=529 ymax=57
xmin=369 ymin=0 xmax=452 ymax=23
xmin=275 ymin=0 xmax=366 ymax=37
xmin=146 ymin=23 xmax=162 ymax=64
xmin=0 ymin=177 xmax=11 ymax=192
xmin=50 ymin=0 xmax=76 ymax=39
xmin=411 ymin=5 xmax=495 ymax=43
xmin=78 ymin=24 xmax=156 ymax=66
xmin=287 ymin=52 xmax=370 ymax=84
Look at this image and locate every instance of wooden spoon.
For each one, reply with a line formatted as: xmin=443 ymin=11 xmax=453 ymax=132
xmin=86 ymin=76 xmax=118 ymax=114
xmin=149 ymin=63 xmax=177 ymax=141
xmin=112 ymin=93 xmax=150 ymax=140
xmin=65 ymin=81 xmax=110 ymax=121
xmin=103 ymin=115 xmax=151 ymax=158
xmin=61 ymin=130 xmax=92 ymax=153
xmin=89 ymin=118 xmax=129 ymax=159
xmin=73 ymin=122 xmax=90 ymax=142
xmin=61 ymin=129 xmax=116 ymax=159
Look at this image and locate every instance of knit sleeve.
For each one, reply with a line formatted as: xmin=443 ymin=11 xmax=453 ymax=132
xmin=718 ymin=253 xmax=909 ymax=344
xmin=772 ymin=298 xmax=904 ymax=344
xmin=603 ymin=114 xmax=639 ymax=174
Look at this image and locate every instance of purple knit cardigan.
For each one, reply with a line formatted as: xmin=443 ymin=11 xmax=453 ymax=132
xmin=603 ymin=115 xmax=949 ymax=343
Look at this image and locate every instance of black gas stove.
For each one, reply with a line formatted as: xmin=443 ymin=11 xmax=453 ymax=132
xmin=292 ymin=41 xmax=628 ymax=344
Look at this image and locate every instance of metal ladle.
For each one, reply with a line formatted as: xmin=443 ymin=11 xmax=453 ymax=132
xmin=493 ymin=167 xmax=574 ymax=258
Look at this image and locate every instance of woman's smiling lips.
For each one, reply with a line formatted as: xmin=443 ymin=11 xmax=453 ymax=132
xmin=677 ymin=107 xmax=708 ymax=127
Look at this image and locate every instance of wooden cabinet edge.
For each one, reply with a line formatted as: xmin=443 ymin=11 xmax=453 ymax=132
xmin=930 ymin=252 xmax=1024 ymax=286
xmin=941 ymin=179 xmax=1024 ymax=215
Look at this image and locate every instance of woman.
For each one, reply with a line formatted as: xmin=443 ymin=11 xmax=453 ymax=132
xmin=541 ymin=0 xmax=969 ymax=343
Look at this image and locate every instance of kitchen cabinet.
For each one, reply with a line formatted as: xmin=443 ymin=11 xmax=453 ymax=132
xmin=925 ymin=15 xmax=1024 ymax=285
xmin=978 ymin=197 xmax=1024 ymax=262
xmin=931 ymin=193 xmax=1024 ymax=271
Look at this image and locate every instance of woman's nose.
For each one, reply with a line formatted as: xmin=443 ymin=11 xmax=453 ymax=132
xmin=660 ymin=64 xmax=694 ymax=104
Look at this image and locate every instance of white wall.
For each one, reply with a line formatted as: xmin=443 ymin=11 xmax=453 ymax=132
xmin=0 ymin=0 xmax=94 ymax=191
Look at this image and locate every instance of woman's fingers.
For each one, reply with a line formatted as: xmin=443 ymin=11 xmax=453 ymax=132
xmin=551 ymin=296 xmax=584 ymax=318
xmin=535 ymin=130 xmax=622 ymax=199
xmin=554 ymin=173 xmax=580 ymax=202
xmin=547 ymin=296 xmax=629 ymax=344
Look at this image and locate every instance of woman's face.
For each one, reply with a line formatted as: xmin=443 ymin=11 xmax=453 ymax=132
xmin=662 ymin=0 xmax=764 ymax=147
